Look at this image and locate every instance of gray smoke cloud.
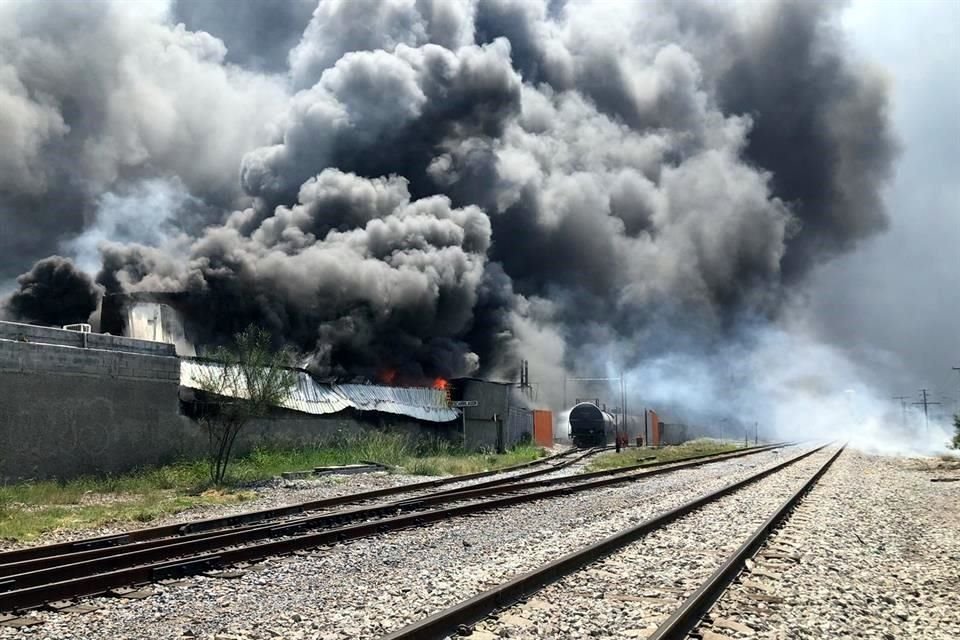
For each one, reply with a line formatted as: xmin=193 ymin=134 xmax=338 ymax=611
xmin=290 ymin=0 xmax=476 ymax=89
xmin=98 ymin=168 xmax=491 ymax=379
xmin=0 ymin=0 xmax=286 ymax=279
xmin=1 ymin=1 xmax=900 ymax=401
xmin=171 ymin=0 xmax=315 ymax=73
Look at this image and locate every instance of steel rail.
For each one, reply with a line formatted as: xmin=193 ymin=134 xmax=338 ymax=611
xmin=0 ymin=446 xmax=585 ymax=567
xmin=390 ymin=442 xmax=785 ymax=506
xmin=0 ymin=444 xmax=784 ymax=578
xmin=379 ymin=443 xmax=786 ymax=511
xmin=0 ymin=447 xmax=597 ymax=575
xmin=0 ymin=444 xmax=785 ymax=580
xmin=646 ymin=445 xmax=846 ymax=640
xmin=379 ymin=444 xmax=832 ymax=640
xmin=0 ymin=444 xmax=788 ymax=612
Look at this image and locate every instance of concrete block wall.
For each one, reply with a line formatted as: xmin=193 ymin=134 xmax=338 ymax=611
xmin=0 ymin=320 xmax=175 ymax=357
xmin=0 ymin=320 xmax=459 ymax=481
xmin=0 ymin=320 xmax=190 ymax=481
xmin=0 ymin=339 xmax=180 ymax=382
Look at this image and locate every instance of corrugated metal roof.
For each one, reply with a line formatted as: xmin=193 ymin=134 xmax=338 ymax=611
xmin=335 ymin=384 xmax=459 ymax=422
xmin=285 ymin=370 xmax=353 ymax=415
xmin=180 ymin=360 xmax=455 ymax=422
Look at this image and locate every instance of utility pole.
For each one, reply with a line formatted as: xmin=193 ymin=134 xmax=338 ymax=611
xmin=892 ymin=396 xmax=910 ymax=426
xmin=913 ymin=389 xmax=941 ymax=434
xmin=952 ymin=367 xmax=960 ymax=414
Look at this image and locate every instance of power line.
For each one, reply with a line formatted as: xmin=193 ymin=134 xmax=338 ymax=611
xmin=912 ymin=389 xmax=941 ymax=433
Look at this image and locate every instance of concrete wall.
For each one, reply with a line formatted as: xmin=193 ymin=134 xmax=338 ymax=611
xmin=0 ymin=319 xmax=176 ymax=357
xmin=0 ymin=321 xmax=460 ymax=480
xmin=0 ymin=322 xmax=192 ymax=481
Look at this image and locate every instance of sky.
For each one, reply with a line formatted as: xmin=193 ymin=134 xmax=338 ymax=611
xmin=803 ymin=0 xmax=960 ymax=415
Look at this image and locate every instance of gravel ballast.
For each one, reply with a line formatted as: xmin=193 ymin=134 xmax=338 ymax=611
xmin=0 ymin=447 xmax=801 ymax=639
xmin=471 ymin=447 xmax=837 ymax=639
xmin=695 ymin=450 xmax=960 ymax=640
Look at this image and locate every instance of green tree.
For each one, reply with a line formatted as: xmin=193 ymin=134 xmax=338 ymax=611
xmin=952 ymin=414 xmax=960 ymax=450
xmin=194 ymin=326 xmax=296 ymax=484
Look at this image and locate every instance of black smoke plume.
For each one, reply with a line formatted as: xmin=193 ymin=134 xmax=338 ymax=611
xmin=0 ymin=0 xmax=896 ymax=391
xmin=3 ymin=257 xmax=99 ymax=327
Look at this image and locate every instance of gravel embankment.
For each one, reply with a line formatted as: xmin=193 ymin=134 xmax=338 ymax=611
xmin=0 ymin=446 xmax=803 ymax=639
xmin=471 ymin=447 xmax=835 ymax=639
xmin=695 ymin=451 xmax=960 ymax=640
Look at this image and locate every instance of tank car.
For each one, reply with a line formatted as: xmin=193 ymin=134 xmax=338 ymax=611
xmin=568 ymin=402 xmax=617 ymax=447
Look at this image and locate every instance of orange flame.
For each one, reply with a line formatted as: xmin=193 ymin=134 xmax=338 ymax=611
xmin=379 ymin=369 xmax=398 ymax=385
xmin=432 ymin=377 xmax=448 ymax=390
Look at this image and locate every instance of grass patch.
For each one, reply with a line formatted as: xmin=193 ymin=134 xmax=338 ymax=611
xmin=585 ymin=438 xmax=742 ymax=472
xmin=0 ymin=433 xmax=544 ymax=543
xmin=402 ymin=445 xmax=545 ymax=476
xmin=0 ymin=490 xmax=253 ymax=543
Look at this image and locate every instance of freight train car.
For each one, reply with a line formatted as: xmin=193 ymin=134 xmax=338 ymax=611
xmin=568 ymin=402 xmax=618 ymax=447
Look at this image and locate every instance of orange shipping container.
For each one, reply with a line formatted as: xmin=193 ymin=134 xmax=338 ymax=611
xmin=649 ymin=409 xmax=661 ymax=447
xmin=533 ymin=410 xmax=554 ymax=447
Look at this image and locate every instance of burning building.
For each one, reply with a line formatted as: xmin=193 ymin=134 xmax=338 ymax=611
xmin=96 ymin=292 xmax=542 ymax=453
xmin=0 ymin=1 xmax=899 ymax=452
xmin=99 ymin=292 xmax=198 ymax=356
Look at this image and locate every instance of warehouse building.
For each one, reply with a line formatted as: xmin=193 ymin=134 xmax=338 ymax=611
xmin=0 ymin=318 xmax=556 ymax=481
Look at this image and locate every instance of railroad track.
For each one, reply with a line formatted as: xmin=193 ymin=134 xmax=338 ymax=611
xmin=0 ymin=443 xmax=785 ymax=615
xmin=647 ymin=446 xmax=844 ymax=640
xmin=380 ymin=443 xmax=842 ymax=639
xmin=0 ymin=445 xmax=585 ymax=567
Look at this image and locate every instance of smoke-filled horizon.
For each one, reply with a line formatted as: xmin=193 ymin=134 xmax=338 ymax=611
xmin=4 ymin=0 xmax=943 ymax=450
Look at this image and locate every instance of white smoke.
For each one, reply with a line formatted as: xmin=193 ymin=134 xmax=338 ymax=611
xmin=622 ymin=323 xmax=954 ymax=456
xmin=66 ymin=178 xmax=197 ymax=274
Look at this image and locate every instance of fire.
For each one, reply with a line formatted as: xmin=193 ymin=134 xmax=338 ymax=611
xmin=378 ymin=370 xmax=447 ymax=390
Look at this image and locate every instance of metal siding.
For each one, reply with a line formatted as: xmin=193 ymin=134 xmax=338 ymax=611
xmin=334 ymin=384 xmax=459 ymax=422
xmin=506 ymin=406 xmax=533 ymax=447
xmin=457 ymin=379 xmax=520 ymax=450
xmin=180 ymin=360 xmax=455 ymax=422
